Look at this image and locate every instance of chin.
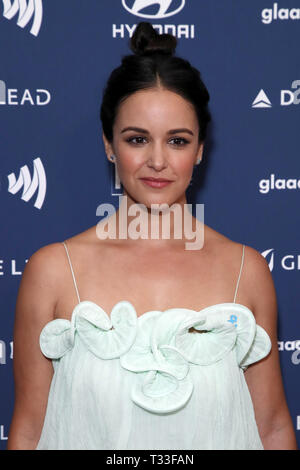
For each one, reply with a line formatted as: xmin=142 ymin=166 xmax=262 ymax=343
xmin=122 ymin=183 xmax=186 ymax=209
xmin=137 ymin=195 xmax=182 ymax=211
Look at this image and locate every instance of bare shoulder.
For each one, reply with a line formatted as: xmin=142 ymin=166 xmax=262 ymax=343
xmin=242 ymin=243 xmax=272 ymax=276
xmin=241 ymin=244 xmax=278 ymax=321
xmin=24 ymin=225 xmax=96 ymax=286
xmin=17 ymin=241 xmax=69 ymax=324
xmin=26 ymin=241 xmax=65 ymax=270
xmin=203 ymin=224 xmax=247 ymax=266
xmin=61 ymin=226 xmax=100 ymax=251
xmin=204 ymin=225 xmax=276 ymax=318
xmin=24 ymin=241 xmax=67 ymax=290
xmin=228 ymin=240 xmax=278 ymax=330
xmin=226 ymin=238 xmax=277 ymax=321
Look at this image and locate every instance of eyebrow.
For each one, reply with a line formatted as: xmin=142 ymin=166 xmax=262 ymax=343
xmin=120 ymin=126 xmax=194 ymax=136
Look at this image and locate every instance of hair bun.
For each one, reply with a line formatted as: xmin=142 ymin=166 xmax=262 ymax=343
xmin=130 ymin=22 xmax=177 ymax=56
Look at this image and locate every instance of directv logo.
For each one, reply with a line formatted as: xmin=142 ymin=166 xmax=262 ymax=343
xmin=252 ymin=89 xmax=272 ymax=108
xmin=1 ymin=0 xmax=43 ymax=36
xmin=252 ymin=82 xmax=300 ymax=108
xmin=6 ymin=158 xmax=46 ymax=209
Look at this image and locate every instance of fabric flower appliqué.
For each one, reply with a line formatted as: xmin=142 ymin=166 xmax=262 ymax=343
xmin=39 ymin=301 xmax=271 ymax=415
xmin=39 ymin=300 xmax=138 ymax=360
xmin=120 ymin=304 xmax=271 ymax=414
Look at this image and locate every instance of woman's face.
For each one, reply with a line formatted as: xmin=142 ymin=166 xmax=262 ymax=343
xmin=103 ymin=87 xmax=203 ymax=208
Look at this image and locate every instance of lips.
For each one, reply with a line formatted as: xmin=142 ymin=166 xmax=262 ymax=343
xmin=139 ymin=177 xmax=173 ymax=182
xmin=139 ymin=177 xmax=174 ymax=188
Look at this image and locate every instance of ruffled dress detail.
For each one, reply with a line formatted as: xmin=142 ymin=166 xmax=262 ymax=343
xmin=37 ymin=301 xmax=271 ymax=450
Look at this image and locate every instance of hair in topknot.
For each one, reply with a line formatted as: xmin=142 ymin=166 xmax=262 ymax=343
xmin=130 ymin=22 xmax=177 ymax=56
xmin=100 ymin=22 xmax=211 ymax=143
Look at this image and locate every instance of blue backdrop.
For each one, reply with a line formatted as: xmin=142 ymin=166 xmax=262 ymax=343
xmin=0 ymin=0 xmax=299 ymax=449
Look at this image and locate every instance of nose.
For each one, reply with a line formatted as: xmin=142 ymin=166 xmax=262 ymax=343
xmin=146 ymin=141 xmax=168 ymax=171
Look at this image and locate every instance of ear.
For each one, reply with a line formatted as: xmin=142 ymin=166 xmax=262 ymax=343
xmin=102 ymin=132 xmax=115 ymax=162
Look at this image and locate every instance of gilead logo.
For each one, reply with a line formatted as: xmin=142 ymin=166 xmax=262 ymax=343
xmin=0 ymin=425 xmax=8 ymax=441
xmin=0 ymin=80 xmax=51 ymax=106
xmin=2 ymin=0 xmax=43 ymax=36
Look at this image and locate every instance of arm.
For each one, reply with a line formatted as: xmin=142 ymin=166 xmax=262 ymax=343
xmin=7 ymin=244 xmax=62 ymax=450
xmin=243 ymin=246 xmax=298 ymax=450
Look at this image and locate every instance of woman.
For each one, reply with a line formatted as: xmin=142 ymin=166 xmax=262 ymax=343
xmin=7 ymin=22 xmax=297 ymax=450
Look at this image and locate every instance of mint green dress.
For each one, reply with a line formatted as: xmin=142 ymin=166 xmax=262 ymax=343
xmin=36 ymin=243 xmax=272 ymax=450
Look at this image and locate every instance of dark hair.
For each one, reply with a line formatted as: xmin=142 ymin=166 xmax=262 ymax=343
xmin=100 ymin=22 xmax=211 ymax=143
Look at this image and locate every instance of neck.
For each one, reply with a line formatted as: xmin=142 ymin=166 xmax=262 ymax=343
xmin=96 ymin=193 xmax=204 ymax=251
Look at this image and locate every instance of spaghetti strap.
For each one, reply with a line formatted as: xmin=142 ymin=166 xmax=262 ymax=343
xmin=233 ymin=244 xmax=245 ymax=303
xmin=62 ymin=241 xmax=81 ymax=304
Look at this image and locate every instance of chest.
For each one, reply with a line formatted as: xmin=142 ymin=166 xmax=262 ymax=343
xmin=55 ymin=247 xmax=245 ymax=319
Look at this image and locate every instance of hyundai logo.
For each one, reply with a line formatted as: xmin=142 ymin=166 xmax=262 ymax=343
xmin=122 ymin=0 xmax=185 ymax=19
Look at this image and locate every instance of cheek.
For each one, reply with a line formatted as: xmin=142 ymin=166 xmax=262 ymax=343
xmin=171 ymin=155 xmax=195 ymax=181
xmin=114 ymin=142 xmax=142 ymax=172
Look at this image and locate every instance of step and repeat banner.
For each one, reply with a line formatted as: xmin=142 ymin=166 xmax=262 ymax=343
xmin=0 ymin=0 xmax=299 ymax=449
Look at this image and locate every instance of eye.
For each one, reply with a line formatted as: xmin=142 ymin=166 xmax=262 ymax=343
xmin=126 ymin=136 xmax=148 ymax=145
xmin=125 ymin=135 xmax=190 ymax=147
xmin=169 ymin=137 xmax=190 ymax=146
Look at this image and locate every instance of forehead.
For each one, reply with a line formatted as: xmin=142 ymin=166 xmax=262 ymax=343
xmin=114 ymin=88 xmax=198 ymax=130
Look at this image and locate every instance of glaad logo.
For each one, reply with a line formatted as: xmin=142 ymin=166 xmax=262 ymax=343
xmin=0 ymin=79 xmax=51 ymax=106
xmin=278 ymin=340 xmax=300 ymax=366
xmin=261 ymin=248 xmax=300 ymax=272
xmin=291 ymin=350 xmax=300 ymax=365
xmin=2 ymin=0 xmax=43 ymax=36
xmin=7 ymin=157 xmax=46 ymax=209
xmin=278 ymin=340 xmax=300 ymax=352
xmin=252 ymin=81 xmax=300 ymax=108
xmin=261 ymin=3 xmax=300 ymax=24
xmin=122 ymin=0 xmax=185 ymax=19
xmin=259 ymin=174 xmax=300 ymax=194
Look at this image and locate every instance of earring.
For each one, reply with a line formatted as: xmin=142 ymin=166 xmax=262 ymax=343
xmin=110 ymin=154 xmax=116 ymax=162
xmin=195 ymin=158 xmax=201 ymax=165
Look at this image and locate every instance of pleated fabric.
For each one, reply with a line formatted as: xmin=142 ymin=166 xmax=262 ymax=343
xmin=36 ymin=300 xmax=271 ymax=450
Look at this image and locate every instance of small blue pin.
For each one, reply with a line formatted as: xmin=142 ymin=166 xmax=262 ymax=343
xmin=228 ymin=315 xmax=238 ymax=328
